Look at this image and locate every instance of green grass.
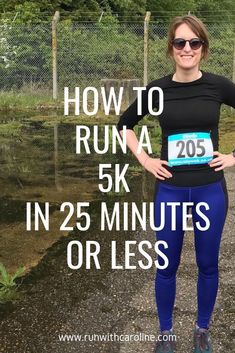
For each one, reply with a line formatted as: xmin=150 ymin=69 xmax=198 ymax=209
xmin=219 ymin=113 xmax=235 ymax=153
xmin=0 ymin=121 xmax=23 ymax=138
xmin=0 ymin=91 xmax=60 ymax=111
xmin=40 ymin=113 xmax=118 ymax=127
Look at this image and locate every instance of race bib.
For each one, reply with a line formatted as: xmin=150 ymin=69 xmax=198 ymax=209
xmin=168 ymin=132 xmax=213 ymax=167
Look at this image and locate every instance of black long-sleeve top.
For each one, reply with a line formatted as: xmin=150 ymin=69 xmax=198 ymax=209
xmin=117 ymin=71 xmax=235 ymax=186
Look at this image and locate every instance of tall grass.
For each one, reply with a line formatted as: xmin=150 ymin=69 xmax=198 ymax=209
xmin=0 ymin=91 xmax=60 ymax=111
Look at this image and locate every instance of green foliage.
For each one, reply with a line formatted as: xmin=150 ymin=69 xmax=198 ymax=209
xmin=0 ymin=262 xmax=25 ymax=303
xmin=202 ymin=27 xmax=234 ymax=77
xmin=106 ymin=0 xmax=146 ymax=22
xmin=0 ymin=120 xmax=23 ymax=138
xmin=14 ymin=2 xmax=43 ymax=23
xmin=147 ymin=0 xmax=235 ymax=23
xmin=0 ymin=2 xmax=234 ymax=92
xmin=0 ymin=19 xmax=51 ymax=89
xmin=63 ymin=0 xmax=102 ymax=22
xmin=0 ymin=0 xmax=235 ymax=24
xmin=195 ymin=0 xmax=235 ymax=23
xmin=0 ymin=91 xmax=57 ymax=110
xmin=57 ymin=20 xmax=144 ymax=88
xmin=0 ymin=262 xmax=25 ymax=289
xmin=0 ymin=0 xmax=146 ymax=22
xmin=147 ymin=0 xmax=197 ymax=23
xmin=148 ymin=23 xmax=234 ymax=80
xmin=0 ymin=19 xmax=234 ymax=92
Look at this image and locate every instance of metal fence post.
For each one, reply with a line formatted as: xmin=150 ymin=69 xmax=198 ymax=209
xmin=144 ymin=11 xmax=151 ymax=86
xmin=52 ymin=11 xmax=60 ymax=100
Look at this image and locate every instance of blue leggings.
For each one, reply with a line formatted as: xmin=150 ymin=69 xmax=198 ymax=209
xmin=154 ymin=179 xmax=228 ymax=331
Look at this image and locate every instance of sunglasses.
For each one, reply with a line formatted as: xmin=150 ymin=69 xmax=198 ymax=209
xmin=172 ymin=38 xmax=204 ymax=50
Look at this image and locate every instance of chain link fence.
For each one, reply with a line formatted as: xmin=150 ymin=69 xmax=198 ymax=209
xmin=0 ymin=19 xmax=235 ymax=97
xmin=0 ymin=23 xmax=51 ymax=91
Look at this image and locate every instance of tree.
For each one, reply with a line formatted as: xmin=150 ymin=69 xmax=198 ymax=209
xmin=147 ymin=0 xmax=197 ymax=22
xmin=195 ymin=0 xmax=235 ymax=22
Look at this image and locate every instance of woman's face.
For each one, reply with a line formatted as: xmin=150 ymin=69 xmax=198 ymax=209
xmin=172 ymin=23 xmax=202 ymax=71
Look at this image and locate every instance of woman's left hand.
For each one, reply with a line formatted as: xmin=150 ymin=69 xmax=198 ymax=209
xmin=208 ymin=151 xmax=235 ymax=171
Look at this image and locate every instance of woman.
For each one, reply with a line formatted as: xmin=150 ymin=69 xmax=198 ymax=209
xmin=117 ymin=15 xmax=235 ymax=353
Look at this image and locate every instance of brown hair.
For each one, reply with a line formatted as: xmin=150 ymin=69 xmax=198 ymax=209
xmin=167 ymin=15 xmax=209 ymax=60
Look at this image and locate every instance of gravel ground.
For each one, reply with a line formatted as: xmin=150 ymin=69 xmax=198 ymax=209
xmin=0 ymin=168 xmax=234 ymax=353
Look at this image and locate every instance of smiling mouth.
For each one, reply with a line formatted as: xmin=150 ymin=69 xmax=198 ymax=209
xmin=180 ymin=56 xmax=194 ymax=60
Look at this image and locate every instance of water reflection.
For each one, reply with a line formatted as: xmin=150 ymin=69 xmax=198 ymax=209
xmin=0 ymin=115 xmax=157 ymax=274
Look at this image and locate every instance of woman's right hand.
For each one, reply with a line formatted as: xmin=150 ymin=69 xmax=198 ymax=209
xmin=143 ymin=157 xmax=173 ymax=180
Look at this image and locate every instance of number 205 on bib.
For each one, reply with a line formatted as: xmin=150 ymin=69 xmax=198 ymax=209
xmin=168 ymin=132 xmax=214 ymax=167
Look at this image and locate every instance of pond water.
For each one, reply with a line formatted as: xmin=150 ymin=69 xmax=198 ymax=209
xmin=0 ymin=111 xmax=156 ymax=275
